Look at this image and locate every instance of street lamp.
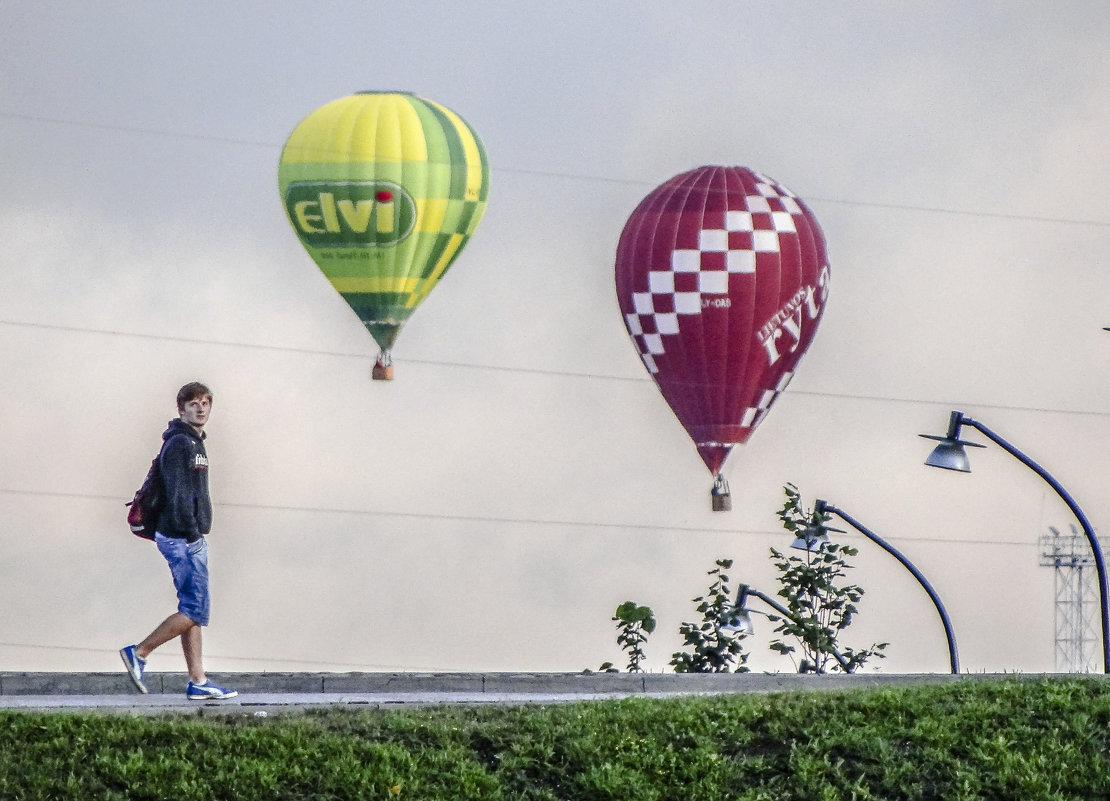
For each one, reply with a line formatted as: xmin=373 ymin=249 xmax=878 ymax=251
xmin=920 ymin=409 xmax=1110 ymax=674
xmin=791 ymin=518 xmax=837 ymax=551
xmin=723 ymin=583 xmax=852 ymax=672
xmin=800 ymin=500 xmax=960 ymax=674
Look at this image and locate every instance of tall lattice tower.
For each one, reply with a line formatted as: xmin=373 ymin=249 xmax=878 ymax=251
xmin=1039 ymin=525 xmax=1100 ymax=673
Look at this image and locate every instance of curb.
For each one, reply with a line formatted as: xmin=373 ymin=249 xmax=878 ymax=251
xmin=0 ymin=670 xmax=1097 ymax=697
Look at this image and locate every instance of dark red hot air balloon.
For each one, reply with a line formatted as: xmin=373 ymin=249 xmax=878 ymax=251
xmin=615 ymin=166 xmax=829 ymax=510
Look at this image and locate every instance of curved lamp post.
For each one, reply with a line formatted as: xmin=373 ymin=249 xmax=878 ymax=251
xmin=724 ymin=583 xmax=852 ymax=672
xmin=920 ymin=409 xmax=1110 ymax=674
xmin=799 ymin=500 xmax=960 ymax=674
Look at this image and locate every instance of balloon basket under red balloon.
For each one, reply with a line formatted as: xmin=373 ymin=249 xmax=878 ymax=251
xmin=710 ymin=475 xmax=732 ymax=512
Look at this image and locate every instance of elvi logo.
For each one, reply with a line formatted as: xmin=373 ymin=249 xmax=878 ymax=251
xmin=285 ymin=181 xmax=416 ymax=247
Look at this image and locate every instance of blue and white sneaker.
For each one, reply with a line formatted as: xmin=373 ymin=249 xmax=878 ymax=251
xmin=186 ymin=680 xmax=238 ymax=700
xmin=119 ymin=645 xmax=147 ymax=694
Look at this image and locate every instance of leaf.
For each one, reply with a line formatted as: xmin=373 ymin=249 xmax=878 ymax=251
xmin=614 ymin=601 xmax=638 ymax=621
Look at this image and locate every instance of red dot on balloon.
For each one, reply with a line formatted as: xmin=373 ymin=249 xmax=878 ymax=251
xmin=375 ymin=190 xmax=394 ymax=202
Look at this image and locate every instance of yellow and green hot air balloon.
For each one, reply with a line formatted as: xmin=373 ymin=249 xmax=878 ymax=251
xmin=279 ymin=91 xmax=490 ymax=379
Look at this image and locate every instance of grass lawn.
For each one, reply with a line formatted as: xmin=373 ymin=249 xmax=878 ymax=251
xmin=1 ymin=676 xmax=1107 ymax=800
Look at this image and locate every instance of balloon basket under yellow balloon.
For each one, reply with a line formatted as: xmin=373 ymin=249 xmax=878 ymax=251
xmin=372 ymin=349 xmax=394 ymax=380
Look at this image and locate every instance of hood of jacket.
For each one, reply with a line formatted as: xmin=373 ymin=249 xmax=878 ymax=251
xmin=162 ymin=417 xmax=206 ymax=444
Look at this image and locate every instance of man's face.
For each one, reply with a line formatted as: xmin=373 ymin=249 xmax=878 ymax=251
xmin=180 ymin=396 xmax=212 ymax=430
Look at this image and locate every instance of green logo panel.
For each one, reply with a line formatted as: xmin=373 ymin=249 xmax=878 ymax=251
xmin=284 ymin=181 xmax=416 ymax=247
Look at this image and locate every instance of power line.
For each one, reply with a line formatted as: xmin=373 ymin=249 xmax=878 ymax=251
xmin=0 ymin=486 xmax=779 ymax=538
xmin=0 ymin=318 xmax=370 ymax=360
xmin=791 ymin=388 xmax=1110 ymax=419
xmin=0 ymin=640 xmax=441 ymax=672
xmin=804 ymin=196 xmax=1110 ymax=229
xmin=2 ymin=317 xmax=1108 ymax=419
xmin=3 ymin=110 xmax=1110 ymax=229
xmin=0 ymin=111 xmax=277 ymax=149
xmin=0 ymin=487 xmax=1046 ymax=549
xmin=0 ymin=318 xmax=648 ymax=382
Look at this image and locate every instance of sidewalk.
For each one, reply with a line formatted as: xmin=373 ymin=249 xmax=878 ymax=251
xmin=0 ymin=671 xmax=1069 ymax=715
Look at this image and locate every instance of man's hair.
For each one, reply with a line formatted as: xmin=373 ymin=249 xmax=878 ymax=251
xmin=177 ymin=381 xmax=213 ymax=413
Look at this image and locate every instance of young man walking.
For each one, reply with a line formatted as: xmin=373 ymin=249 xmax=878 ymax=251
xmin=119 ymin=381 xmax=237 ymax=700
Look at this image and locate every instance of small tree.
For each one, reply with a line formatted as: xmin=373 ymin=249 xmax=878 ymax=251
xmin=769 ymin=484 xmax=887 ymax=673
xmin=600 ymin=601 xmax=656 ymax=673
xmin=670 ymin=559 xmax=750 ymax=673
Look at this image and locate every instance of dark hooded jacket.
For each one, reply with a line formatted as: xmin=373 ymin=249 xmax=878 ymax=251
xmin=155 ymin=418 xmax=212 ymax=542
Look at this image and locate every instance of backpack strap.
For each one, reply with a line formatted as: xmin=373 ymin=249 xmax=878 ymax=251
xmin=157 ymin=430 xmax=191 ymax=467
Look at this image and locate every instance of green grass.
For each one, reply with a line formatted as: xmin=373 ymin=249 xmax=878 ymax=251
xmin=1 ymin=678 xmax=1109 ymax=800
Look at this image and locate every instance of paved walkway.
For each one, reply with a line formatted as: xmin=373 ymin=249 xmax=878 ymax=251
xmin=0 ymin=671 xmax=1091 ymax=715
xmin=0 ymin=690 xmax=715 ymax=715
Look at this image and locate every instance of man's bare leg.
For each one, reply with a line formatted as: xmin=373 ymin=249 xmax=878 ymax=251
xmin=137 ymin=612 xmax=205 ymax=682
xmin=180 ymin=624 xmax=206 ymax=684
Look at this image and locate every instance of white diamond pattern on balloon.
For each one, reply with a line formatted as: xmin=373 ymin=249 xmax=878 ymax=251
xmin=625 ymin=180 xmax=806 ymax=375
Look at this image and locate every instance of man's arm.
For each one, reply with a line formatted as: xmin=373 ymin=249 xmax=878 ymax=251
xmin=159 ymin=436 xmax=199 ymax=539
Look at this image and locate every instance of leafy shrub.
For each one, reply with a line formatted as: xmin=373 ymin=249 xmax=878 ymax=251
xmin=770 ymin=484 xmax=887 ymax=673
xmin=670 ymin=558 xmax=750 ymax=673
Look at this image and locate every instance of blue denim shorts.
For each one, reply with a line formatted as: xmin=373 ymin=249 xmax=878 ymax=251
xmin=154 ymin=533 xmax=210 ymax=626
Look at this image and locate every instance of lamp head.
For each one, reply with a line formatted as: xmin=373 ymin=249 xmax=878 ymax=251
xmin=722 ymin=585 xmax=755 ymax=635
xmin=791 ymin=500 xmax=844 ymax=551
xmin=919 ymin=410 xmax=985 ymax=473
xmin=921 ymin=437 xmax=973 ymax=472
xmin=721 ymin=608 xmax=755 ymax=635
xmin=791 ymin=523 xmax=835 ymax=552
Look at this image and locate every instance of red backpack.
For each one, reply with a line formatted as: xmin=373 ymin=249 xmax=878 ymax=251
xmin=125 ymin=453 xmax=166 ymax=540
xmin=125 ymin=434 xmax=183 ymax=540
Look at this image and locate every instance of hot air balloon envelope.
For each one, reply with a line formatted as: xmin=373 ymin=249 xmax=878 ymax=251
xmin=278 ymin=91 xmax=490 ymax=378
xmin=614 ymin=166 xmax=829 ymax=502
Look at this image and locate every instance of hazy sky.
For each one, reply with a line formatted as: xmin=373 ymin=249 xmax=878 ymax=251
xmin=2 ymin=2 xmax=1110 ymax=676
